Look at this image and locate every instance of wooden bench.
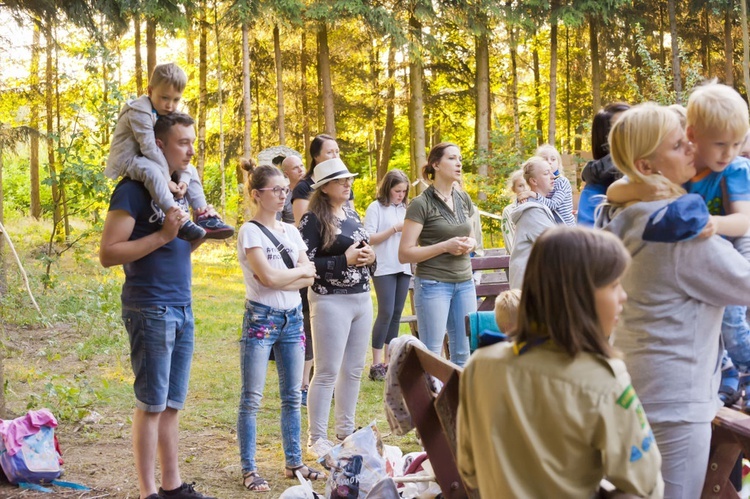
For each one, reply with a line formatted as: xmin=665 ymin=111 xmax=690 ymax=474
xmin=701 ymin=406 xmax=750 ymax=498
xmin=396 ymin=342 xmax=478 ymax=499
xmin=470 ymin=250 xmax=510 ymax=311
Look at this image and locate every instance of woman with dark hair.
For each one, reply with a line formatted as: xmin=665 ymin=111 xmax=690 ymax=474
xmin=291 ymin=134 xmax=341 ymax=406
xmin=458 ymin=226 xmax=663 ymax=498
xmin=299 ymin=158 xmax=376 ymax=451
xmin=577 ymin=102 xmax=630 ymax=226
xmin=364 ymin=170 xmax=412 ymax=380
xmin=399 ymin=142 xmax=476 ymax=367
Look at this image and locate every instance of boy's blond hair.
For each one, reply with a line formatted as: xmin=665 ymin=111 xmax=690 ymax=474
xmin=687 ymin=81 xmax=749 ymax=138
xmin=506 ymin=168 xmax=526 ymax=194
xmin=149 ymin=62 xmax=188 ymax=93
xmin=495 ymin=289 xmax=521 ymax=337
xmin=535 ymin=144 xmax=563 ymax=169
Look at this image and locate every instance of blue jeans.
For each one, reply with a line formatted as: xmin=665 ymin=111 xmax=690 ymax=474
xmin=722 ymin=305 xmax=750 ymax=370
xmin=413 ymin=277 xmax=475 ymax=367
xmin=122 ymin=304 xmax=194 ymax=413
xmin=238 ymin=300 xmax=305 ymax=472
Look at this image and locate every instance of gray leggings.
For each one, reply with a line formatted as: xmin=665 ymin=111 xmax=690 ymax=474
xmin=371 ymin=273 xmax=411 ymax=350
xmin=307 ymin=291 xmax=373 ymax=445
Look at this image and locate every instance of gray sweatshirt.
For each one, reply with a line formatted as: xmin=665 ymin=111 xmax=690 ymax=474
xmin=601 ymin=198 xmax=750 ymax=424
xmin=508 ymin=200 xmax=557 ymax=289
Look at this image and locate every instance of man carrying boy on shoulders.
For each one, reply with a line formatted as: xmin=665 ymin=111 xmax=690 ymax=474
xmin=99 ymin=112 xmax=215 ymax=499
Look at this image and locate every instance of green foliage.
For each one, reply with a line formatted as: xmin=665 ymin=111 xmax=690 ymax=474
xmin=353 ymin=174 xmax=378 ymax=215
xmin=26 ymin=375 xmax=101 ymax=422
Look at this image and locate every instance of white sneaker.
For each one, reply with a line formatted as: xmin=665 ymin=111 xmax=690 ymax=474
xmin=307 ymin=438 xmax=335 ymax=459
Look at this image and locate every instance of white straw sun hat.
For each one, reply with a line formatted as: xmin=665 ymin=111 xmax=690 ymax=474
xmin=311 ymin=158 xmax=358 ymax=189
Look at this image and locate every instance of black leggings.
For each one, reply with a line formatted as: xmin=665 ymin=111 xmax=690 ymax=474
xmin=371 ymin=272 xmax=411 ymax=349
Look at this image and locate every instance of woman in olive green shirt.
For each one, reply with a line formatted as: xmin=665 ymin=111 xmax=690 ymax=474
xmin=398 ymin=142 xmax=477 ymax=366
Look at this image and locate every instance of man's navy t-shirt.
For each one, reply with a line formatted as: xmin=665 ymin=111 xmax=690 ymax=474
xmin=108 ymin=178 xmax=192 ymax=306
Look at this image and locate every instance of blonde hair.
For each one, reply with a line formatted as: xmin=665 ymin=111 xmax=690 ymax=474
xmin=535 ymin=144 xmax=563 ymax=170
xmin=522 ymin=156 xmax=549 ymax=184
xmin=668 ymin=104 xmax=687 ymax=129
xmin=495 ymin=289 xmax=521 ymax=337
xmin=687 ymin=80 xmax=749 ymax=139
xmin=149 ymin=62 xmax=188 ymax=93
xmin=506 ymin=169 xmax=527 ymax=195
xmin=608 ymin=103 xmax=686 ymax=200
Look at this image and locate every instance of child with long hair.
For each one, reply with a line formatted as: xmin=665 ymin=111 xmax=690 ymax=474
xmin=236 ymin=161 xmax=323 ymax=491
xmin=458 ymin=226 xmax=663 ymax=498
xmin=364 ymin=169 xmax=412 ymax=380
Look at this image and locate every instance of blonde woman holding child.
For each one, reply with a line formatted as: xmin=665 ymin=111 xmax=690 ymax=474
xmin=515 ymin=144 xmax=576 ymax=226
xmin=458 ymin=226 xmax=664 ymax=498
xmin=500 ymin=170 xmax=528 ymax=253
xmin=600 ymin=102 xmax=750 ymax=498
xmin=236 ymin=161 xmax=324 ymax=491
xmin=364 ymin=170 xmax=412 ymax=380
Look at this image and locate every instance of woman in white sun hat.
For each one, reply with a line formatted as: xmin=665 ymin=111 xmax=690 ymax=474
xmin=298 ymin=157 xmax=376 ymax=451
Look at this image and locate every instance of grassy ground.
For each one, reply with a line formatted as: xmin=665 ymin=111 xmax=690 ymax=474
xmin=0 ymin=217 xmax=421 ymax=498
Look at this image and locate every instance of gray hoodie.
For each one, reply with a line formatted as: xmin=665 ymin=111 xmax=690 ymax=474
xmin=601 ymin=198 xmax=750 ymax=424
xmin=508 ymin=201 xmax=557 ymax=289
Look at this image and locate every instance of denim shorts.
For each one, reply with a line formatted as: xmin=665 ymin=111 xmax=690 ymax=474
xmin=122 ymin=304 xmax=194 ymax=412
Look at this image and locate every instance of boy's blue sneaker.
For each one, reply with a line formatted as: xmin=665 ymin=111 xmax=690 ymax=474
xmin=196 ymin=214 xmax=234 ymax=240
xmin=177 ymin=220 xmax=206 ymax=242
xmin=301 ymin=387 xmax=308 ymax=407
xmin=720 ymin=365 xmax=741 ymax=407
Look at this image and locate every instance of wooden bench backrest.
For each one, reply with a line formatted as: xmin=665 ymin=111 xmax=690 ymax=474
xmin=396 ymin=344 xmax=478 ymax=499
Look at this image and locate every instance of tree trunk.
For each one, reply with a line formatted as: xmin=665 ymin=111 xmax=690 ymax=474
xmin=45 ymin=22 xmax=61 ymax=234
xmin=703 ymin=5 xmax=710 ymax=76
xmin=743 ymin=0 xmax=750 ymax=103
xmin=54 ymin=27 xmax=70 ymax=240
xmin=532 ymin=33 xmax=544 ymax=145
xmin=185 ymin=5 xmax=197 ymax=119
xmin=659 ymin=4 xmax=666 ymax=68
xmin=668 ymin=0 xmax=683 ymax=99
xmin=0 ymin=148 xmax=6 ymax=294
xmin=508 ymin=23 xmax=522 ymax=154
xmin=241 ymin=21 xmax=252 ymax=221
xmin=409 ymin=14 xmax=427 ymax=181
xmin=590 ymin=15 xmax=601 ymax=115
xmin=726 ymin=7 xmax=734 ymax=86
xmin=379 ymin=40 xmax=396 ymax=178
xmin=317 ymin=22 xmax=336 ymax=137
xmin=301 ymin=31 xmax=310 ymax=165
xmin=548 ymin=0 xmax=559 ymax=146
xmin=255 ymin=61 xmax=262 ymax=151
xmin=475 ymin=31 xmax=490 ymax=176
xmin=30 ymin=24 xmax=41 ymax=219
xmin=369 ymin=42 xmax=381 ymax=176
xmin=146 ymin=17 xmax=156 ymax=78
xmin=197 ymin=1 xmax=207 ymax=181
xmin=214 ymin=0 xmax=226 ymax=216
xmin=274 ymin=25 xmax=286 ymax=145
xmin=134 ymin=12 xmax=143 ymax=95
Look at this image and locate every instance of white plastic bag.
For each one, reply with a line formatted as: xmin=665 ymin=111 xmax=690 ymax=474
xmin=320 ymin=423 xmax=386 ymax=498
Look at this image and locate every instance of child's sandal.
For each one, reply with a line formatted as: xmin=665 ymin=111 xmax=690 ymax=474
xmin=285 ymin=464 xmax=326 ymax=481
xmin=242 ymin=471 xmax=270 ymax=492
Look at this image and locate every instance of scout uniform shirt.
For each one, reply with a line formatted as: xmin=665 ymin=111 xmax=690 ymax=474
xmin=457 ymin=341 xmax=664 ymax=498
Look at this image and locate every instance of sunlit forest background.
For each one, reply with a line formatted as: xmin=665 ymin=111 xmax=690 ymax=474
xmin=0 ymin=0 xmax=748 ymax=244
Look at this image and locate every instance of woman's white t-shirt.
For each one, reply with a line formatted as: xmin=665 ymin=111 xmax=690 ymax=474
xmin=237 ymin=221 xmax=307 ymax=310
xmin=364 ymin=201 xmax=412 ymax=277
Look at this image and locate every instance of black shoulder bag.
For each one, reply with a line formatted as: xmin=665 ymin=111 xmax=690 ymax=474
xmin=248 ymin=221 xmax=296 ymax=269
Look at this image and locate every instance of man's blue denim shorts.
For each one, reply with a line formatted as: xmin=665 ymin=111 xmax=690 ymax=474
xmin=122 ymin=304 xmax=194 ymax=412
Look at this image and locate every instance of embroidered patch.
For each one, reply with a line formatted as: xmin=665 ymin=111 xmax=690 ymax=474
xmin=629 ymin=445 xmax=643 ymax=462
xmin=617 ymin=385 xmax=637 ymax=409
xmin=642 ymin=431 xmax=654 ymax=452
xmin=635 ymin=404 xmax=647 ymax=429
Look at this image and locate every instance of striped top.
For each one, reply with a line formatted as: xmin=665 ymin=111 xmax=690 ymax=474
xmin=537 ymin=174 xmax=576 ymax=226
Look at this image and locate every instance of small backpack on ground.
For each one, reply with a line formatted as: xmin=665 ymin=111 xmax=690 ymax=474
xmin=0 ymin=410 xmax=62 ymax=485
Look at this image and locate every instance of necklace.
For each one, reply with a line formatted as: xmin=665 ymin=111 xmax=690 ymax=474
xmin=434 ymin=187 xmax=453 ymax=203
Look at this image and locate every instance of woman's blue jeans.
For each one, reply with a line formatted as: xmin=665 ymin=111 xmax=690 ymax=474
xmin=413 ymin=277 xmax=476 ymax=367
xmin=238 ymin=300 xmax=305 ymax=472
